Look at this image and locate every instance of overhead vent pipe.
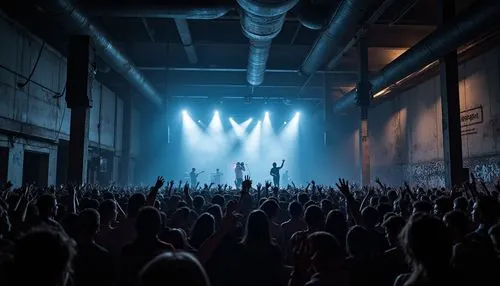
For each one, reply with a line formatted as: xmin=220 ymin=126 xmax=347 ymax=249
xmin=83 ymin=5 xmax=232 ymax=20
xmin=297 ymin=0 xmax=331 ymax=30
xmin=39 ymin=0 xmax=163 ymax=106
xmin=299 ymin=0 xmax=377 ymax=76
xmin=237 ymin=0 xmax=299 ymax=86
xmin=333 ymin=0 xmax=500 ymax=114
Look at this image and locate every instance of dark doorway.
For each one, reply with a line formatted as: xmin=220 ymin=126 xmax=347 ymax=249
xmin=56 ymin=140 xmax=69 ymax=185
xmin=0 ymin=147 xmax=8 ymax=184
xmin=23 ymin=151 xmax=49 ymax=186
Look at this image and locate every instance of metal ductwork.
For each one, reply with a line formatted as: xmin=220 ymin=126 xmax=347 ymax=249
xmin=333 ymin=0 xmax=500 ymax=114
xmin=38 ymin=0 xmax=163 ymax=107
xmin=237 ymin=0 xmax=299 ymax=86
xmin=297 ymin=0 xmax=330 ymax=30
xmin=83 ymin=5 xmax=232 ymax=20
xmin=300 ymin=0 xmax=376 ymax=76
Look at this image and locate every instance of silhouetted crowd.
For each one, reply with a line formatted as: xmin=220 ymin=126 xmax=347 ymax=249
xmin=0 ymin=175 xmax=500 ymax=286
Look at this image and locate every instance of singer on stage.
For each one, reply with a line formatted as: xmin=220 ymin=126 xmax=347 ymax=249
xmin=234 ymin=162 xmax=245 ymax=188
xmin=270 ymin=160 xmax=285 ymax=188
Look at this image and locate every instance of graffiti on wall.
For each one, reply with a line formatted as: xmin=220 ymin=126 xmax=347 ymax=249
xmin=466 ymin=156 xmax=500 ymax=183
xmin=405 ymin=161 xmax=445 ymax=188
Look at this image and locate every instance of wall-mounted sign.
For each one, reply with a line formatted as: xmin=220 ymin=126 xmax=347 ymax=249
xmin=461 ymin=106 xmax=483 ymax=135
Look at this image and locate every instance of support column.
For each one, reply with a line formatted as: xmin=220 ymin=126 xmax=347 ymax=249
xmin=120 ymin=93 xmax=131 ymax=186
xmin=66 ymin=35 xmax=92 ymax=184
xmin=7 ymin=141 xmax=23 ymax=188
xmin=323 ymin=75 xmax=334 ymax=147
xmin=357 ymin=35 xmax=370 ymax=186
xmin=439 ymin=0 xmax=463 ymax=188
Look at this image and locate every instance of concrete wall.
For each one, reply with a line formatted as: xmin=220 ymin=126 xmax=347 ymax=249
xmin=365 ymin=45 xmax=500 ymax=187
xmin=0 ymin=13 xmax=129 ymax=187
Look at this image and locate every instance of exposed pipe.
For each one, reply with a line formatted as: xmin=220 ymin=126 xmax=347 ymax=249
xmin=83 ymin=5 xmax=232 ymax=20
xmin=174 ymin=19 xmax=198 ymax=64
xmin=299 ymin=0 xmax=377 ymax=76
xmin=332 ymin=0 xmax=500 ymax=114
xmin=39 ymin=0 xmax=163 ymax=107
xmin=326 ymin=0 xmax=396 ymax=70
xmin=237 ymin=0 xmax=299 ymax=86
xmin=297 ymin=0 xmax=329 ymax=30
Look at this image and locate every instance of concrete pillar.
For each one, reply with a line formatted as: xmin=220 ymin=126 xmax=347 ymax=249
xmin=120 ymin=93 xmax=131 ymax=186
xmin=324 ymin=75 xmax=334 ymax=147
xmin=7 ymin=142 xmax=23 ymax=188
xmin=357 ymin=35 xmax=370 ymax=186
xmin=439 ymin=0 xmax=463 ymax=188
xmin=66 ymin=35 xmax=92 ymax=184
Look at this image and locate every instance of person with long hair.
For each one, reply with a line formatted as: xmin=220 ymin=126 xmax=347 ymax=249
xmin=240 ymin=210 xmax=284 ymax=286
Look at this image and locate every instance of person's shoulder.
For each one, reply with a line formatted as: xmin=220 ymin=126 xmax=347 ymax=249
xmin=291 ymin=229 xmax=308 ymax=240
xmin=394 ymin=273 xmax=411 ymax=286
xmin=93 ymin=241 xmax=111 ymax=254
xmin=157 ymin=240 xmax=175 ymax=251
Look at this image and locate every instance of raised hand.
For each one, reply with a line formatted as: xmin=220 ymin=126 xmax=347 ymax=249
xmin=256 ymin=183 xmax=262 ymax=191
xmin=265 ymin=181 xmax=272 ymax=189
xmin=184 ymin=183 xmax=190 ymax=195
xmin=155 ymin=176 xmax=165 ymax=189
xmin=242 ymin=176 xmax=252 ymax=191
xmin=336 ymin=178 xmax=351 ymax=197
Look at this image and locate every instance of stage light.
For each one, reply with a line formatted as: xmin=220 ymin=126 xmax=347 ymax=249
xmin=284 ymin=121 xmax=287 ymax=125
xmin=263 ymin=110 xmax=273 ymax=136
xmin=229 ymin=117 xmax=233 ymax=121
xmin=197 ymin=120 xmax=202 ymax=123
xmin=182 ymin=109 xmax=187 ymax=115
xmin=208 ymin=110 xmax=223 ymax=134
xmin=296 ymin=112 xmax=300 ymax=117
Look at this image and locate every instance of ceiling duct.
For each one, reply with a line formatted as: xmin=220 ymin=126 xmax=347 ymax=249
xmin=333 ymin=0 xmax=500 ymax=114
xmin=83 ymin=5 xmax=232 ymax=20
xmin=299 ymin=0 xmax=377 ymax=76
xmin=297 ymin=0 xmax=332 ymax=30
xmin=39 ymin=0 xmax=163 ymax=107
xmin=237 ymin=0 xmax=299 ymax=86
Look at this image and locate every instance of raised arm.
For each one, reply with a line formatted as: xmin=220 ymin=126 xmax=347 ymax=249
xmin=279 ymin=159 xmax=285 ymax=169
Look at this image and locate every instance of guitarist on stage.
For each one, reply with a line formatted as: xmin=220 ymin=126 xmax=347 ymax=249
xmin=270 ymin=159 xmax=285 ymax=188
xmin=189 ymin=168 xmax=204 ymax=187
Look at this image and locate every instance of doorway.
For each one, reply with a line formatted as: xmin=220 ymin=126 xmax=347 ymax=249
xmin=23 ymin=150 xmax=49 ymax=186
xmin=0 ymin=147 xmax=8 ymax=184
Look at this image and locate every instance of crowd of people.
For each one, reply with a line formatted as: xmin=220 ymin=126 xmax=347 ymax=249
xmin=0 ymin=174 xmax=499 ymax=286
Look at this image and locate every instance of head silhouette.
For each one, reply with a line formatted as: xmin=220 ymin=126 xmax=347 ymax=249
xmin=37 ymin=194 xmax=58 ymax=219
xmin=308 ymin=231 xmax=344 ymax=272
xmin=347 ymin=225 xmax=371 ymax=258
xmin=192 ymin=168 xmax=196 ymax=172
xmin=288 ymin=201 xmax=303 ymax=219
xmin=244 ymin=209 xmax=271 ymax=246
xmin=139 ymin=252 xmax=209 ymax=286
xmin=136 ymin=207 xmax=162 ymax=240
xmin=304 ymin=205 xmax=324 ymax=230
xmin=382 ymin=215 xmax=405 ymax=247
xmin=78 ymin=208 xmax=100 ymax=242
xmin=190 ymin=213 xmax=215 ymax=249
xmin=260 ymin=199 xmax=280 ymax=220
xmin=14 ymin=227 xmax=76 ymax=286
xmin=325 ymin=210 xmax=347 ymax=247
xmin=272 ymin=162 xmax=277 ymax=167
xmin=98 ymin=199 xmax=117 ymax=225
xmin=400 ymin=214 xmax=452 ymax=271
xmin=128 ymin=193 xmax=146 ymax=218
